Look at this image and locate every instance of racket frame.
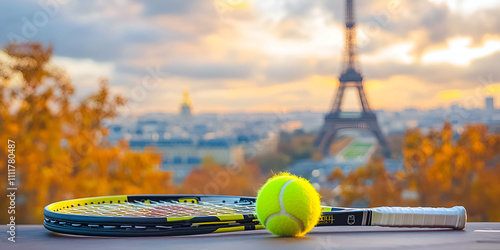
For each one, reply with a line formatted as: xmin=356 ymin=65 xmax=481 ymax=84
xmin=43 ymin=194 xmax=466 ymax=237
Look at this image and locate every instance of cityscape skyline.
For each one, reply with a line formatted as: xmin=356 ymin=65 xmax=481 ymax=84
xmin=133 ymin=88 xmax=499 ymax=115
xmin=106 ymin=91 xmax=499 ymax=186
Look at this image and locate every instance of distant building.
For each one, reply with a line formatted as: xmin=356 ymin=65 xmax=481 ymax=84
xmin=180 ymin=89 xmax=192 ymax=118
xmin=486 ymin=97 xmax=494 ymax=112
xmin=129 ymin=138 xmax=245 ymax=184
xmin=197 ymin=139 xmax=244 ymax=166
xmin=239 ymin=132 xmax=279 ymax=158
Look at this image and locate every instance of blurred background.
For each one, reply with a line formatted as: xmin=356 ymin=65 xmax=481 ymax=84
xmin=1 ymin=0 xmax=500 ymax=224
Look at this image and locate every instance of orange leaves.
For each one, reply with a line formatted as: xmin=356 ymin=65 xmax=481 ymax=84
xmin=442 ymin=121 xmax=453 ymax=143
xmin=336 ymin=159 xmax=404 ymax=207
xmin=180 ymin=157 xmax=263 ymax=196
xmin=410 ymin=123 xmax=500 ymax=220
xmin=328 ymin=168 xmax=345 ymax=182
xmin=336 ymin=122 xmax=500 ymax=221
xmin=0 ymin=43 xmax=175 ymax=223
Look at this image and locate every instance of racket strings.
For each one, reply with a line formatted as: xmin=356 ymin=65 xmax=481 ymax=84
xmin=56 ymin=200 xmax=256 ymax=218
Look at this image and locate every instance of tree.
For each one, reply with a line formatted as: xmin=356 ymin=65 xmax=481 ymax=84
xmin=335 ymin=158 xmax=404 ymax=207
xmin=404 ymin=122 xmax=500 ymax=220
xmin=179 ymin=156 xmax=263 ymax=196
xmin=0 ymin=42 xmax=173 ymax=223
xmin=335 ymin=122 xmax=500 ymax=221
xmin=278 ymin=132 xmax=316 ymax=162
xmin=255 ymin=152 xmax=290 ymax=174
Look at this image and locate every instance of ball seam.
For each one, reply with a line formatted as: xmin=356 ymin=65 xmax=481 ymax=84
xmin=264 ymin=179 xmax=305 ymax=232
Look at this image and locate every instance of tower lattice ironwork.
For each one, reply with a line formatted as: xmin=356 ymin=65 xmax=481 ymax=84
xmin=314 ymin=0 xmax=391 ymax=157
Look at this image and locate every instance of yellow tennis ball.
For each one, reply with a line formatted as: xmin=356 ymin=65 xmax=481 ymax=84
xmin=256 ymin=173 xmax=321 ymax=237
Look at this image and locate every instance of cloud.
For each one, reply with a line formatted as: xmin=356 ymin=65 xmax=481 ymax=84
xmin=166 ymin=61 xmax=254 ymax=80
xmin=2 ymin=0 xmax=500 ymax=113
xmin=51 ymin=56 xmax=115 ymax=98
xmin=422 ymin=37 xmax=500 ymax=65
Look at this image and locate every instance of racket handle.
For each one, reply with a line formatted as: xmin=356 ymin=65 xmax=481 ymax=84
xmin=370 ymin=206 xmax=466 ymax=230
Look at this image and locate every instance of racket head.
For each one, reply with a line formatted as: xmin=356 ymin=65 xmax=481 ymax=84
xmin=43 ymin=195 xmax=258 ymax=236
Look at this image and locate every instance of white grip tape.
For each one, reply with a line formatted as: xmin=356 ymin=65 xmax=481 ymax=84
xmin=371 ymin=206 xmax=467 ymax=230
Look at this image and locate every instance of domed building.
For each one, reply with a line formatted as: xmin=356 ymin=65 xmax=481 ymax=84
xmin=180 ymin=89 xmax=192 ymax=118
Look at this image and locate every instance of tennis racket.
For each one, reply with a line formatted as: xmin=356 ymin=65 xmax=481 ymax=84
xmin=43 ymin=195 xmax=467 ymax=237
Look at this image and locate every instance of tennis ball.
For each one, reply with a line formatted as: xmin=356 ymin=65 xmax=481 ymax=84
xmin=256 ymin=173 xmax=321 ymax=237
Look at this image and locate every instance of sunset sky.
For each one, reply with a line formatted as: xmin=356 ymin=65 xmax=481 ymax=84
xmin=1 ymin=0 xmax=500 ymax=114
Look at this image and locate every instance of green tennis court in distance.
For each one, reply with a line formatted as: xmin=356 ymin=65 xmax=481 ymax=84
xmin=342 ymin=142 xmax=373 ymax=159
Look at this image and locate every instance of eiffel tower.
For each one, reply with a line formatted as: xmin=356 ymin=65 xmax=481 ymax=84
xmin=314 ymin=0 xmax=391 ymax=158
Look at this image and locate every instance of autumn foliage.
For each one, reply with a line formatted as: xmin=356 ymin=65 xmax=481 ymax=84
xmin=179 ymin=156 xmax=263 ymax=196
xmin=333 ymin=122 xmax=500 ymax=221
xmin=0 ymin=43 xmax=172 ymax=223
